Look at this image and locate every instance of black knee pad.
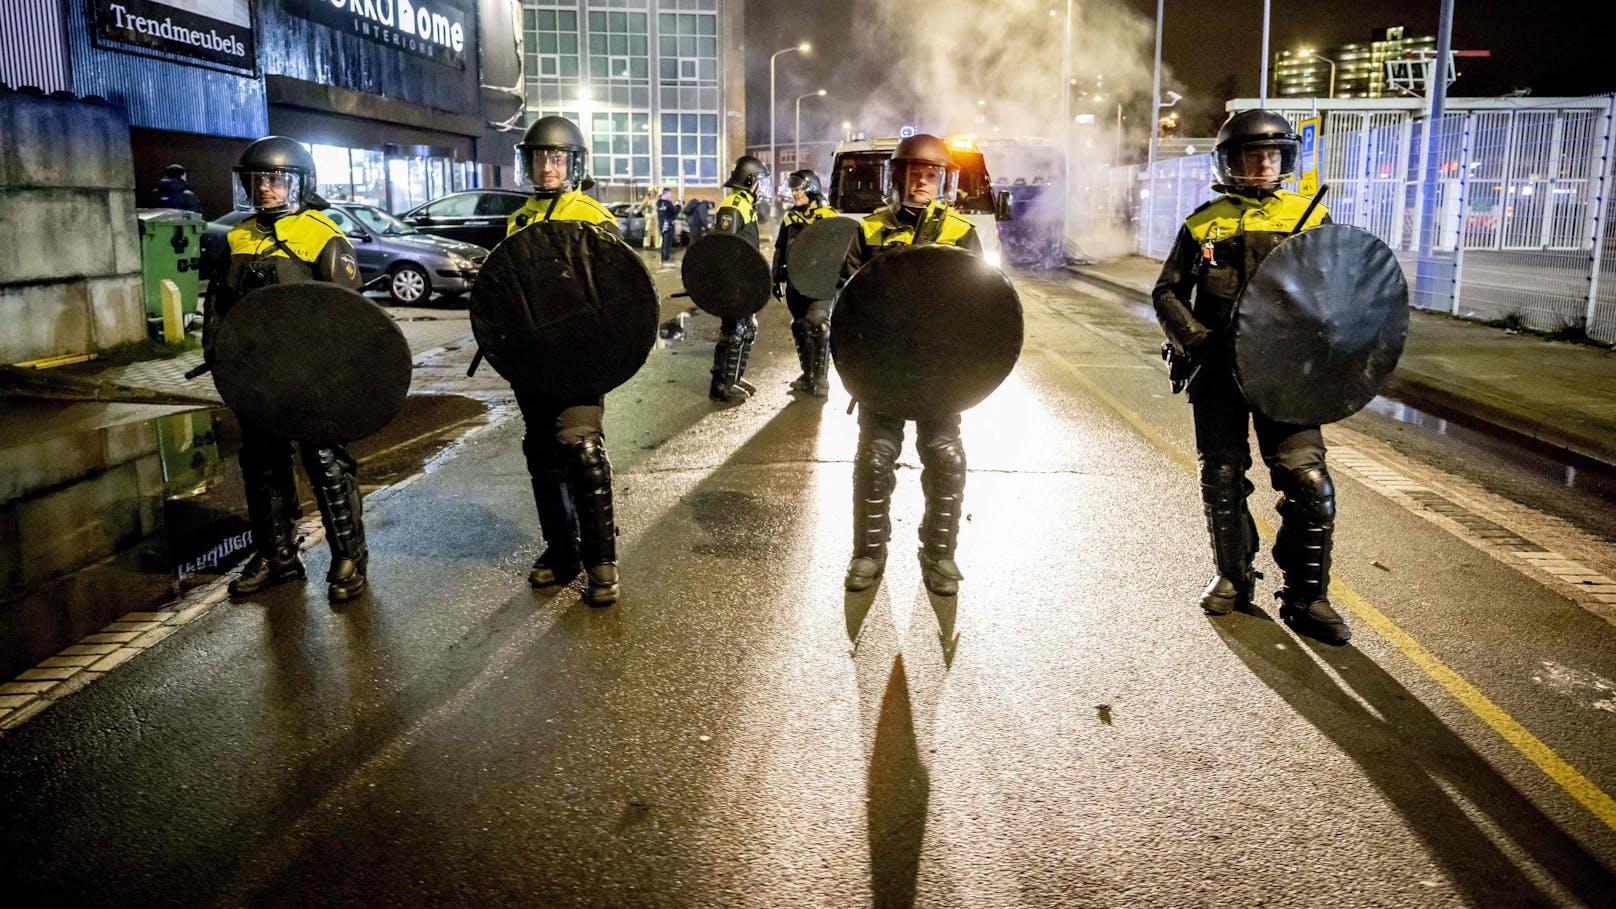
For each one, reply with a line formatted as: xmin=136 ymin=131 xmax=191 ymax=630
xmin=854 ymin=441 xmax=899 ymax=496
xmin=1278 ymin=464 xmax=1335 ymax=522
xmin=919 ymin=437 xmax=966 ymax=475
xmin=569 ymin=436 xmax=612 ymax=488
xmin=1199 ymin=459 xmax=1249 ymax=507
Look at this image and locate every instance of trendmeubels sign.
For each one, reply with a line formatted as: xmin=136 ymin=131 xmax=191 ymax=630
xmin=284 ymin=0 xmax=468 ymax=70
xmin=94 ymin=0 xmax=256 ymax=73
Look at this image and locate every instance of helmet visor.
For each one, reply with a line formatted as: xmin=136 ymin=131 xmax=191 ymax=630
xmin=518 ymin=145 xmax=587 ymax=193
xmin=886 ymin=161 xmax=959 ymax=208
xmin=1214 ymin=138 xmax=1299 ymax=188
xmin=233 ymin=169 xmax=304 ymax=214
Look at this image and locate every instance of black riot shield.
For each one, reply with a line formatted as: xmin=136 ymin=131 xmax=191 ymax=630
xmin=471 ymin=220 xmax=659 ymax=398
xmin=1233 ymin=223 xmax=1409 ymax=425
xmin=213 ymin=284 xmax=411 ymax=444
xmin=787 ymin=216 xmax=860 ymax=301
xmin=832 ymin=244 xmax=1023 ymax=420
xmin=680 ymin=232 xmax=772 ymax=319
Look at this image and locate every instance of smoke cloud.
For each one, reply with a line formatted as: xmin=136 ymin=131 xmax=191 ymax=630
xmin=849 ymin=0 xmax=1163 ymax=260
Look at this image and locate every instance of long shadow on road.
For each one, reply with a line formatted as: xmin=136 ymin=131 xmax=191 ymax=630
xmin=1212 ymin=606 xmax=1616 ymax=906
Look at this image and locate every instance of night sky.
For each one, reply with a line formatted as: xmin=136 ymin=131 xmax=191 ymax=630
xmin=744 ymin=0 xmax=1611 ymax=148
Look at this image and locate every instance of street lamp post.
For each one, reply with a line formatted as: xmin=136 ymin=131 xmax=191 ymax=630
xmin=794 ymin=89 xmax=826 ymax=175
xmin=1304 ymin=49 xmax=1337 ymax=98
xmin=769 ymin=42 xmax=811 ymax=190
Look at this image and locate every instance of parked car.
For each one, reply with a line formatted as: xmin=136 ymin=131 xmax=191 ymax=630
xmin=608 ymin=202 xmax=689 ymax=246
xmin=199 ymin=203 xmax=489 ymax=306
xmin=400 ymin=189 xmax=528 ymax=252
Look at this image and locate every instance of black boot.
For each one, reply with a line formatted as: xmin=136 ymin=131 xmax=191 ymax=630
xmin=524 ymin=438 xmax=580 ymax=587
xmin=709 ymin=321 xmax=749 ymax=402
xmin=567 ymin=436 xmax=619 ymax=606
xmin=733 ymin=316 xmax=758 ymax=395
xmin=845 ymin=442 xmax=897 ymax=591
xmin=304 ymin=446 xmax=368 ymax=603
xmin=804 ymin=320 xmax=831 ymax=397
xmin=1199 ymin=461 xmax=1258 ymax=615
xmin=789 ymin=318 xmax=813 ymax=392
xmin=230 ymin=436 xmax=304 ymax=597
xmin=1274 ymin=465 xmax=1351 ymax=644
xmin=918 ymin=439 xmax=967 ymax=596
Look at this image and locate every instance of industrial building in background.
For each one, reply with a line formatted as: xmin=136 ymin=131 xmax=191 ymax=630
xmin=1272 ymin=26 xmax=1440 ymax=99
xmin=520 ymin=0 xmax=745 ymax=201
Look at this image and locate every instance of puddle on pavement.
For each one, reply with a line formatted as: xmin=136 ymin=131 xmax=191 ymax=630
xmin=1362 ymin=396 xmax=1616 ymax=502
xmin=0 ymin=394 xmax=488 ymax=680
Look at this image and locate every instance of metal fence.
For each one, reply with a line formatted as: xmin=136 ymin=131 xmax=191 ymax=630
xmin=1113 ymin=96 xmax=1616 ymax=344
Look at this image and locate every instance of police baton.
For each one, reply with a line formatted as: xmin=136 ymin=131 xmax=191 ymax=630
xmin=183 ymin=362 xmax=212 ymax=380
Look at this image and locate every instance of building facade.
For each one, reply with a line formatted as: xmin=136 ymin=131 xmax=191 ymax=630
xmin=1274 ymin=27 xmax=1438 ymax=99
xmin=520 ymin=0 xmax=744 ymax=202
xmin=3 ymin=0 xmax=527 ymax=215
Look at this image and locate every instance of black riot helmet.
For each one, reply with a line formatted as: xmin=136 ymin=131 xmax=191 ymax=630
xmin=786 ymin=169 xmax=823 ymax=205
xmin=233 ymin=136 xmax=319 ymax=217
xmin=884 ymin=133 xmax=959 ymax=215
xmin=724 ymin=156 xmax=771 ymax=199
xmin=517 ymin=116 xmax=590 ymax=196
xmin=1213 ymin=109 xmax=1300 ymax=193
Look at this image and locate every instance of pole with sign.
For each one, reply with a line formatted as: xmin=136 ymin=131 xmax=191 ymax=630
xmin=1296 ymin=116 xmax=1321 ymax=196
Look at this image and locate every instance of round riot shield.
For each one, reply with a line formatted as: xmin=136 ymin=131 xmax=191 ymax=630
xmin=1234 ymin=224 xmax=1409 ymax=425
xmin=472 ymin=220 xmax=659 ymax=398
xmin=832 ymin=244 xmax=1023 ymax=420
xmin=787 ymin=216 xmax=860 ymax=301
xmin=213 ymin=284 xmax=411 ymax=444
xmin=680 ymin=232 xmax=771 ymax=319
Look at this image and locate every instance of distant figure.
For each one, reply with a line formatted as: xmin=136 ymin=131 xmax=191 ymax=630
xmin=683 ymin=196 xmax=711 ymax=244
xmin=656 ymin=187 xmax=680 ymax=265
xmin=152 ymin=164 xmax=202 ymax=213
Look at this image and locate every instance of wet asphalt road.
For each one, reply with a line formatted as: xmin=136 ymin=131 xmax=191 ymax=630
xmin=2 ymin=259 xmax=1616 ymax=907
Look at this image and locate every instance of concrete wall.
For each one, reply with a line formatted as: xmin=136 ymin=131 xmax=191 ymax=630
xmin=0 ymin=88 xmax=146 ymax=364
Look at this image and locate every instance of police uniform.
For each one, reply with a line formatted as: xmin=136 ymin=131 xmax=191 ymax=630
xmin=771 ymin=194 xmax=838 ymax=395
xmin=503 ymin=116 xmax=625 ymax=606
xmin=844 ymin=197 xmax=982 ymax=596
xmin=1152 ymin=108 xmax=1350 ymax=644
xmin=708 ymin=156 xmax=770 ymax=401
xmin=205 ymin=136 xmax=369 ymax=602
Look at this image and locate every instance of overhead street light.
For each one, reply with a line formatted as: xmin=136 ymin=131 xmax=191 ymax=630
xmin=769 ymin=42 xmax=811 ymax=191
xmin=1302 ymin=48 xmax=1338 ymax=98
xmin=794 ymin=89 xmax=826 ymax=173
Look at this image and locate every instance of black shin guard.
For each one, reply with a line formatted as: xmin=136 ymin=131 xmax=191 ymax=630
xmin=1274 ymin=465 xmax=1350 ymax=643
xmin=847 ymin=441 xmax=897 ymax=590
xmin=1199 ymin=460 xmax=1258 ymax=613
xmin=804 ymin=321 xmax=831 ymax=396
xmin=918 ymin=438 xmax=967 ymax=594
xmin=232 ymin=439 xmax=304 ymax=595
xmin=304 ymin=445 xmax=368 ymax=600
xmin=566 ymin=436 xmax=619 ymax=604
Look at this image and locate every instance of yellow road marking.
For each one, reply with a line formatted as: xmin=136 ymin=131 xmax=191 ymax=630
xmin=1040 ymin=345 xmax=1616 ymax=833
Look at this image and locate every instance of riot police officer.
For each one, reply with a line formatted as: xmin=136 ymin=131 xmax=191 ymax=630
xmin=204 ymin=136 xmax=368 ymax=602
xmin=708 ymin=155 xmax=771 ymax=402
xmin=1152 ymin=110 xmax=1349 ymax=645
xmin=771 ymin=169 xmax=838 ymax=397
xmin=506 ymin=116 xmax=624 ymax=606
xmin=842 ymin=135 xmax=981 ymax=596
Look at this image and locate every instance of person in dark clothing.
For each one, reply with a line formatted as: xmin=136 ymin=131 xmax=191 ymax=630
xmin=708 ymin=155 xmax=771 ymax=402
xmin=204 ymin=138 xmax=367 ymax=602
xmin=683 ymin=197 xmax=710 ymax=245
xmin=840 ymin=135 xmax=982 ymax=597
xmin=1152 ymin=109 xmax=1349 ymax=646
xmin=152 ymin=164 xmax=202 ymax=212
xmin=656 ymin=188 xmax=680 ymax=265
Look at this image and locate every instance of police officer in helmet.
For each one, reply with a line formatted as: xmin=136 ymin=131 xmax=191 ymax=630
xmin=1152 ymin=110 xmax=1350 ymax=644
xmin=771 ymin=169 xmax=838 ymax=396
xmin=205 ymin=136 xmax=369 ymax=602
xmin=842 ymin=134 xmax=982 ymax=596
xmin=708 ymin=155 xmax=771 ymax=402
xmin=505 ymin=115 xmax=626 ymax=606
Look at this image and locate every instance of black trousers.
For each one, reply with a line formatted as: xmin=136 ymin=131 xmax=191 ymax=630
xmin=1190 ymin=366 xmax=1325 ymax=484
xmin=784 ymin=286 xmax=832 ymax=324
xmin=238 ymin=425 xmax=362 ymax=562
xmin=512 ymin=385 xmax=607 ymax=558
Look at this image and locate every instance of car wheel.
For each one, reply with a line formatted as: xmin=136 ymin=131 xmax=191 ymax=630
xmin=389 ymin=263 xmax=431 ymax=305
